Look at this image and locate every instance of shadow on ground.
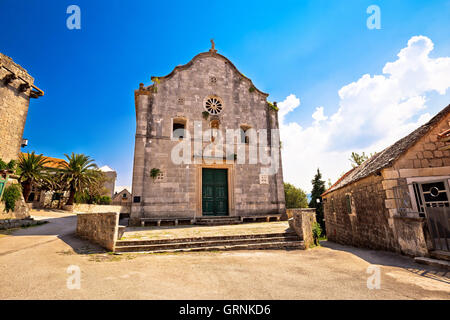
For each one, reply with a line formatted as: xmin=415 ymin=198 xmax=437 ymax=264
xmin=321 ymin=240 xmax=449 ymax=284
xmin=2 ymin=215 xmax=106 ymax=255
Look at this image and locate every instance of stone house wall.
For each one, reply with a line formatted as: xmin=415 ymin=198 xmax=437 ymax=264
xmin=323 ymin=112 xmax=450 ymax=256
xmin=131 ymin=51 xmax=285 ymax=225
xmin=323 ymin=174 xmax=399 ymax=252
xmin=0 ymin=53 xmax=35 ymax=162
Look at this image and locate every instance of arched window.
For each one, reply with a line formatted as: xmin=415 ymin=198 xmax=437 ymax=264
xmin=240 ymin=125 xmax=251 ymax=144
xmin=172 ymin=118 xmax=187 ymax=140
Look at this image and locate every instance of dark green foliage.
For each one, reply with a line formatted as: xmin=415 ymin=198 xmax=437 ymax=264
xmin=202 ymin=111 xmax=210 ymax=120
xmin=99 ymin=196 xmax=111 ymax=205
xmin=248 ymin=86 xmax=256 ymax=93
xmin=284 ymin=183 xmax=308 ymax=209
xmin=60 ymin=153 xmax=99 ymax=205
xmin=1 ymin=184 xmax=22 ymax=212
xmin=0 ymin=158 xmax=17 ymax=172
xmin=150 ymin=168 xmax=161 ymax=180
xmin=309 ymin=168 xmax=326 ymax=233
xmin=312 ymin=222 xmax=322 ymax=246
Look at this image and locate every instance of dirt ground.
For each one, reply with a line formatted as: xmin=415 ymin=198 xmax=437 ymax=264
xmin=0 ymin=210 xmax=448 ymax=300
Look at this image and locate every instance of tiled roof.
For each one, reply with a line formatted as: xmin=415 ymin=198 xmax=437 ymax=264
xmin=323 ymin=103 xmax=450 ymax=196
xmin=21 ymin=153 xmax=67 ymax=169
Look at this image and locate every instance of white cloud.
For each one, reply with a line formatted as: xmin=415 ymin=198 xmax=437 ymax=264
xmin=280 ymin=36 xmax=450 ymax=192
xmin=312 ymin=106 xmax=328 ymax=124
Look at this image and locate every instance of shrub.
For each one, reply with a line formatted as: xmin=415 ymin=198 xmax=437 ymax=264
xmin=98 ymin=196 xmax=111 ymax=205
xmin=312 ymin=222 xmax=322 ymax=246
xmin=1 ymin=184 xmax=22 ymax=212
xmin=150 ymin=168 xmax=161 ymax=180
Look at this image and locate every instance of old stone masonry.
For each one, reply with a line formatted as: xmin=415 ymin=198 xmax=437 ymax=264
xmin=130 ymin=43 xmax=286 ymax=226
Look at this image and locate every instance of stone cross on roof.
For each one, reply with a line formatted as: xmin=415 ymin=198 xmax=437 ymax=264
xmin=209 ymin=39 xmax=217 ymax=53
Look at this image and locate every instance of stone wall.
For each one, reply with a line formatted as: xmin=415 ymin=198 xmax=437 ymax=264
xmin=0 ymin=53 xmax=35 ymax=162
xmin=323 ymin=174 xmax=399 ymax=252
xmin=76 ymin=212 xmax=119 ymax=251
xmin=287 ymin=208 xmax=316 ymax=248
xmin=323 ymin=112 xmax=450 ymax=257
xmin=131 ymin=50 xmax=285 ymax=225
xmin=66 ymin=204 xmax=130 ymax=214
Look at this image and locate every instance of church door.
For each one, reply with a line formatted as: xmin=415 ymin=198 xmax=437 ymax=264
xmin=202 ymin=168 xmax=228 ymax=216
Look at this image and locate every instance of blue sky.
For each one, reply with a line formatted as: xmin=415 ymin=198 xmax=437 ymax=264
xmin=1 ymin=0 xmax=449 ymax=191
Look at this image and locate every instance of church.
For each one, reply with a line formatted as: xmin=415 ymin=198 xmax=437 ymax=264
xmin=130 ymin=42 xmax=286 ymax=226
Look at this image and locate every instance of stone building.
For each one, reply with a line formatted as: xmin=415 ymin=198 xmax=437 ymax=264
xmin=99 ymin=165 xmax=117 ymax=198
xmin=112 ymin=188 xmax=132 ymax=206
xmin=322 ymin=104 xmax=450 ymax=257
xmin=0 ymin=53 xmax=43 ymax=162
xmin=130 ymin=42 xmax=285 ymax=226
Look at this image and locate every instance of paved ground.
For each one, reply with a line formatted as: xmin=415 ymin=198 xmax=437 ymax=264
xmin=122 ymin=221 xmax=291 ymax=240
xmin=0 ymin=210 xmax=448 ymax=300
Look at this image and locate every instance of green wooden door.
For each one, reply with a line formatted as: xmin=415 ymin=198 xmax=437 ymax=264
xmin=202 ymin=169 xmax=228 ymax=216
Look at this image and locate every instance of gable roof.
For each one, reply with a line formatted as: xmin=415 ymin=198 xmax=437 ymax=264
xmin=323 ymin=103 xmax=450 ymax=196
xmin=136 ymin=50 xmax=269 ymax=98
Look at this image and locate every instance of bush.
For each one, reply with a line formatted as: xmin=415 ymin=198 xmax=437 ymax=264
xmin=1 ymin=184 xmax=22 ymax=212
xmin=312 ymin=222 xmax=322 ymax=246
xmin=98 ymin=196 xmax=111 ymax=205
xmin=0 ymin=158 xmax=16 ymax=172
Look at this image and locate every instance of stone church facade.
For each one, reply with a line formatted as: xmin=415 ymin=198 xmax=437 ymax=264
xmin=130 ymin=44 xmax=285 ymax=226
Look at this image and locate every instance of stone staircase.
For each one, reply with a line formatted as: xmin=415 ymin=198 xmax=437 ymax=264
xmin=114 ymin=231 xmax=304 ymax=253
xmin=414 ymin=250 xmax=450 ymax=270
xmin=194 ymin=216 xmax=242 ymax=226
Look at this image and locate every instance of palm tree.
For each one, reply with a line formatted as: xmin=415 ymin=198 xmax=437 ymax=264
xmin=17 ymin=152 xmax=51 ymax=202
xmin=59 ymin=153 xmax=99 ymax=206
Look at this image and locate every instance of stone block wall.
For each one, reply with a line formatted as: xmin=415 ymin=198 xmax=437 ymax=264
xmin=287 ymin=208 xmax=316 ymax=248
xmin=0 ymin=53 xmax=35 ymax=162
xmin=323 ymin=174 xmax=399 ymax=252
xmin=76 ymin=212 xmax=120 ymax=251
xmin=66 ymin=203 xmax=131 ymax=214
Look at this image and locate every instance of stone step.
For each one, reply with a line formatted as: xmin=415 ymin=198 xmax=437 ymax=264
xmin=117 ymin=232 xmax=298 ymax=246
xmin=430 ymin=250 xmax=450 ymax=262
xmin=194 ymin=217 xmax=242 ymax=226
xmin=414 ymin=257 xmax=450 ymax=270
xmin=115 ymin=240 xmax=305 ymax=253
xmin=115 ymin=235 xmax=300 ymax=252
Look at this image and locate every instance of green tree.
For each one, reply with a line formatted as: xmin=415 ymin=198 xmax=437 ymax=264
xmin=59 ymin=153 xmax=99 ymax=206
xmin=17 ymin=152 xmax=51 ymax=202
xmin=284 ymin=183 xmax=308 ymax=209
xmin=309 ymin=168 xmax=326 ymax=232
xmin=349 ymin=151 xmax=374 ymax=167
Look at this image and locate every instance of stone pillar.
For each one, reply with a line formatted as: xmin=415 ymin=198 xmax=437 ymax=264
xmin=287 ymin=208 xmax=317 ymax=248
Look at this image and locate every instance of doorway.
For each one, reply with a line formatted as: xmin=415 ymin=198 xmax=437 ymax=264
xmin=202 ymin=168 xmax=228 ymax=216
xmin=418 ymin=181 xmax=450 ymax=251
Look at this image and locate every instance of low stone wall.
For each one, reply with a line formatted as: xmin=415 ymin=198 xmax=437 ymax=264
xmin=287 ymin=208 xmax=317 ymax=248
xmin=76 ymin=212 xmax=120 ymax=251
xmin=66 ymin=204 xmax=130 ymax=214
xmin=0 ymin=218 xmax=45 ymax=230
